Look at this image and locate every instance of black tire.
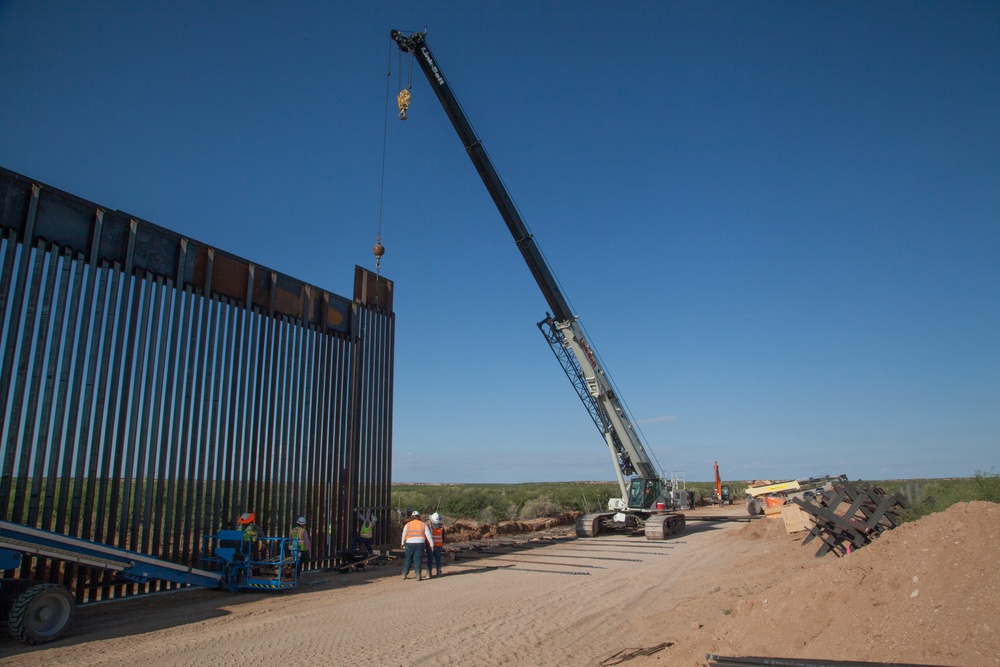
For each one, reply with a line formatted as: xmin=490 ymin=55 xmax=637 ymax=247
xmin=8 ymin=583 xmax=76 ymax=645
xmin=746 ymin=497 xmax=762 ymax=516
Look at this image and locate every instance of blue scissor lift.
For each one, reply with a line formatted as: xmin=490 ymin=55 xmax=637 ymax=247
xmin=0 ymin=520 xmax=300 ymax=645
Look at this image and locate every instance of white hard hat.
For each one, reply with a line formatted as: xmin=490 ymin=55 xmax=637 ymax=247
xmin=411 ymin=510 xmax=420 ymax=517
xmin=430 ymin=512 xmax=441 ymax=524
xmin=297 ymin=516 xmax=306 ymax=525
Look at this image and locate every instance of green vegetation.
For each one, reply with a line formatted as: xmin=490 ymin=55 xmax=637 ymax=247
xmin=880 ymin=469 xmax=1000 ymax=523
xmin=392 ymin=471 xmax=1000 ymax=525
xmin=391 ymin=482 xmax=620 ymax=524
xmin=393 ymin=480 xmax=726 ymax=523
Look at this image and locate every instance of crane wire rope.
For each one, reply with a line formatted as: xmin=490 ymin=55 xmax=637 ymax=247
xmin=373 ymin=41 xmax=394 ymax=276
xmin=373 ymin=41 xmax=417 ymax=277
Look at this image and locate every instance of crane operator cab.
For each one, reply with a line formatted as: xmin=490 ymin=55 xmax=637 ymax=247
xmin=628 ymin=478 xmax=663 ymax=510
xmin=626 ymin=477 xmax=694 ymax=511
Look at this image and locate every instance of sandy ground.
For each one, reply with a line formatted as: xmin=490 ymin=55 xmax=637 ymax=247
xmin=1 ymin=501 xmax=997 ymax=666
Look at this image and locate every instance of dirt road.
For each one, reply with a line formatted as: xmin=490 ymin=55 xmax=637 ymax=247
xmin=2 ymin=502 xmax=997 ymax=666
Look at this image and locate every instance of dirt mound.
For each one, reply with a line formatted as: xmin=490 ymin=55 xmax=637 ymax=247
xmin=445 ymin=512 xmax=579 ymax=544
xmin=735 ymin=515 xmax=790 ymax=541
xmin=707 ymin=501 xmax=1000 ymax=666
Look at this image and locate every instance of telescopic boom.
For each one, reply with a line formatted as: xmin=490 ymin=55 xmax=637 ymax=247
xmin=391 ymin=29 xmax=660 ymax=502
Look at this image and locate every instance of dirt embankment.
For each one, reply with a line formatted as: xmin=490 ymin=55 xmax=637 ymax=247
xmin=698 ymin=500 xmax=999 ymax=666
xmin=1 ymin=502 xmax=996 ymax=666
xmin=440 ymin=512 xmax=578 ymax=544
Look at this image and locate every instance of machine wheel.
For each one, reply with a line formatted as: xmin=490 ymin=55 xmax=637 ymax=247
xmin=746 ymin=497 xmax=762 ymax=516
xmin=575 ymin=514 xmax=604 ymax=538
xmin=7 ymin=583 xmax=76 ymax=645
xmin=644 ymin=513 xmax=686 ymax=540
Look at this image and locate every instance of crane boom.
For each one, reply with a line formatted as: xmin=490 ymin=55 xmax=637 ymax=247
xmin=391 ymin=30 xmax=660 ymax=503
xmin=390 ymin=30 xmax=572 ymax=323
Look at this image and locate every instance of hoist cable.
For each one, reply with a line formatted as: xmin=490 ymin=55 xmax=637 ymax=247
xmin=374 ymin=41 xmax=393 ymax=275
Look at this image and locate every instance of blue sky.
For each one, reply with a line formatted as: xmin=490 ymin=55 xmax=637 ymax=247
xmin=1 ymin=1 xmax=997 ymax=484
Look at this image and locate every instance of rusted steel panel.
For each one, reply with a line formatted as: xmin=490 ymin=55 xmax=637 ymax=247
xmin=0 ymin=167 xmax=353 ymax=335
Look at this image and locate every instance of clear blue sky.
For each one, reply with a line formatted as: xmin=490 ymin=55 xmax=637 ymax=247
xmin=2 ymin=2 xmax=997 ymax=484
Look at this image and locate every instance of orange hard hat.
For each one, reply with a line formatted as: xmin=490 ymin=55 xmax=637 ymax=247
xmin=237 ymin=512 xmax=255 ymax=525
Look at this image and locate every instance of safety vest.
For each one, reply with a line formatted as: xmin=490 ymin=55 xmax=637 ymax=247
xmin=290 ymin=526 xmax=308 ymax=551
xmin=360 ymin=522 xmax=373 ymax=539
xmin=431 ymin=526 xmax=443 ymax=548
xmin=240 ymin=524 xmax=258 ymax=542
xmin=403 ymin=519 xmax=426 ymax=542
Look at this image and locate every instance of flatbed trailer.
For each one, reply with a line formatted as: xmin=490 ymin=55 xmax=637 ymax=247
xmin=0 ymin=519 xmax=300 ymax=645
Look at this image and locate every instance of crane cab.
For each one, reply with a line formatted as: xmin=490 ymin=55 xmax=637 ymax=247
xmin=627 ymin=478 xmax=663 ymax=510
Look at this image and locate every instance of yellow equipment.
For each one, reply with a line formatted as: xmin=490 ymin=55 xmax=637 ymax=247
xmin=744 ymin=474 xmax=847 ymax=515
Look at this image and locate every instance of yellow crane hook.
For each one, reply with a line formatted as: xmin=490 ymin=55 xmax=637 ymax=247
xmin=397 ymin=89 xmax=411 ymax=120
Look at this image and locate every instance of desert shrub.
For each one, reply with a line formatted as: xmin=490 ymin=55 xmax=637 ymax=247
xmin=392 ymin=482 xmax=620 ymax=521
xmin=892 ymin=469 xmax=1000 ymax=523
xmin=519 ymin=496 xmax=562 ymax=520
xmin=972 ymin=468 xmax=1000 ymax=503
xmin=479 ymin=506 xmax=498 ymax=525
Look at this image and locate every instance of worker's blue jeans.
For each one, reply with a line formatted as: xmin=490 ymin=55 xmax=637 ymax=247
xmin=426 ymin=546 xmax=443 ymax=574
xmin=402 ymin=543 xmax=424 ymax=579
xmin=354 ymin=535 xmax=374 ymax=554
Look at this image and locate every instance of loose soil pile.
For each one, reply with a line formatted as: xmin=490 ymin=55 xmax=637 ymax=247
xmin=1 ymin=501 xmax=996 ymax=666
xmin=441 ymin=512 xmax=578 ymax=544
xmin=700 ymin=500 xmax=999 ymax=666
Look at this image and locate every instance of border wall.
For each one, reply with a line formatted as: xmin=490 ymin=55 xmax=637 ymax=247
xmin=0 ymin=167 xmax=394 ymax=602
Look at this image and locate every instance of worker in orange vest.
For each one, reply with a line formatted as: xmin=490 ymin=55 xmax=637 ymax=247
xmin=400 ymin=511 xmax=433 ymax=581
xmin=427 ymin=512 xmax=445 ymax=577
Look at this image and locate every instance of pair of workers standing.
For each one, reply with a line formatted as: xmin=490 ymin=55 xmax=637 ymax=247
xmin=235 ymin=512 xmax=311 ymax=576
xmin=400 ymin=510 xmax=444 ymax=580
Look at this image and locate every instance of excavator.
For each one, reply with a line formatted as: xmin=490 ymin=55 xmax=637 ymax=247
xmin=713 ymin=461 xmax=733 ymax=507
xmin=391 ymin=30 xmax=686 ymax=540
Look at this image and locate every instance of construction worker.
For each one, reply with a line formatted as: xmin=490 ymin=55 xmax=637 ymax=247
xmin=290 ymin=516 xmax=311 ymax=577
xmin=354 ymin=510 xmax=375 ymax=555
xmin=427 ymin=512 xmax=445 ymax=577
xmin=236 ymin=512 xmax=259 ymax=542
xmin=400 ymin=511 xmax=433 ymax=581
xmin=236 ymin=512 xmax=260 ymax=561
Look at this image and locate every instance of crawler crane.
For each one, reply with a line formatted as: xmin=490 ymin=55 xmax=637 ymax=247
xmin=391 ymin=30 xmax=685 ymax=539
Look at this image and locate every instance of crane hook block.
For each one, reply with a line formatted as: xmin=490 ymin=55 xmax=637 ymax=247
xmin=373 ymin=235 xmax=385 ymax=271
xmin=397 ymin=89 xmax=411 ymax=120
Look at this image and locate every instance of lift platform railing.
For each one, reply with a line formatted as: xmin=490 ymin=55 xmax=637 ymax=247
xmin=200 ymin=530 xmax=301 ymax=591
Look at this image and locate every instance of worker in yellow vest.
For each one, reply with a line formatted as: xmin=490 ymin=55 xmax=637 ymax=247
xmin=356 ymin=520 xmax=375 ymax=554
xmin=427 ymin=512 xmax=445 ymax=577
xmin=400 ymin=511 xmax=433 ymax=581
xmin=353 ymin=508 xmax=376 ymax=555
xmin=290 ymin=516 xmax=311 ymax=577
xmin=236 ymin=512 xmax=259 ymax=542
xmin=235 ymin=512 xmax=262 ymax=562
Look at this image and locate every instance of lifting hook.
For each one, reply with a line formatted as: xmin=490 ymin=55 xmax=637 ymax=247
xmin=373 ymin=234 xmax=385 ymax=272
xmin=397 ymin=89 xmax=411 ymax=120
